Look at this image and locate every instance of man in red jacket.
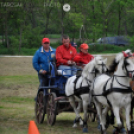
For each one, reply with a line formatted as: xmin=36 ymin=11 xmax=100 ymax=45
xmin=56 ymin=35 xmax=77 ymax=76
xmin=73 ymin=43 xmax=94 ymax=68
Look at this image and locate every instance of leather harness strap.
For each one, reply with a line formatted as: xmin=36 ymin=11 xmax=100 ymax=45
xmin=92 ymin=75 xmax=133 ymax=107
xmin=73 ymin=76 xmax=90 ymax=98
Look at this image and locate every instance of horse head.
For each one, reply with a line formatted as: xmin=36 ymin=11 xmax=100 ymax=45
xmin=82 ymin=56 xmax=107 ymax=79
xmin=109 ymin=49 xmax=133 ymax=74
xmin=114 ymin=49 xmax=134 ymax=79
xmin=94 ymin=56 xmax=107 ymax=74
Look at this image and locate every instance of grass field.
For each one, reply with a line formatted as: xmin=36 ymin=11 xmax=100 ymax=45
xmin=0 ymin=56 xmax=132 ymax=134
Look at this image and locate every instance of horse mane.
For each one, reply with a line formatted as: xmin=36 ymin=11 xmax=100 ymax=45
xmin=82 ymin=58 xmax=95 ymax=78
xmin=108 ymin=59 xmax=119 ymax=74
xmin=108 ymin=49 xmax=132 ymax=74
xmin=82 ymin=56 xmax=102 ymax=78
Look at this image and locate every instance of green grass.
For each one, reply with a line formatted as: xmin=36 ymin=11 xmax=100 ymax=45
xmin=0 ymin=75 xmax=133 ymax=134
xmin=1 ymin=96 xmax=33 ymax=104
xmin=0 ymin=75 xmax=38 ymax=85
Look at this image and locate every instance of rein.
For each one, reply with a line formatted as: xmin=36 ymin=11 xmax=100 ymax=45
xmin=93 ymin=56 xmax=134 ymax=97
xmin=92 ymin=75 xmax=132 ymax=97
xmin=92 ymin=74 xmax=133 ymax=107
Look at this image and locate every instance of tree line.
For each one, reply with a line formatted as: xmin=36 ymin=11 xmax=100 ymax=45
xmin=0 ymin=0 xmax=134 ymax=53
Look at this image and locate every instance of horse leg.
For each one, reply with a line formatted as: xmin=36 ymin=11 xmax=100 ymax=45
xmin=82 ymin=100 xmax=88 ymax=133
xmin=94 ymin=100 xmax=107 ymax=134
xmin=102 ymin=107 xmax=109 ymax=129
xmin=131 ymin=97 xmax=134 ymax=120
xmin=76 ymin=101 xmax=83 ymax=126
xmin=125 ymin=104 xmax=131 ymax=134
xmin=68 ymin=96 xmax=82 ymax=128
xmin=113 ymin=107 xmax=122 ymax=128
xmin=130 ymin=107 xmax=133 ymax=120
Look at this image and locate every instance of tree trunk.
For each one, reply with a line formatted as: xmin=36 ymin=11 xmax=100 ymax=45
xmin=118 ymin=4 xmax=121 ymax=35
xmin=98 ymin=0 xmax=105 ymax=37
xmin=105 ymin=18 xmax=108 ymax=37
xmin=92 ymin=0 xmax=96 ymax=42
xmin=124 ymin=10 xmax=128 ymax=35
xmin=5 ymin=9 xmax=9 ymax=49
xmin=45 ymin=9 xmax=52 ymax=35
xmin=44 ymin=0 xmax=53 ymax=36
xmin=61 ymin=0 xmax=64 ymax=37
xmin=19 ymin=27 xmax=22 ymax=53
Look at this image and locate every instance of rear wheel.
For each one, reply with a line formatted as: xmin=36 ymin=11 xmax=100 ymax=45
xmin=46 ymin=92 xmax=57 ymax=126
xmin=35 ymin=91 xmax=46 ymax=124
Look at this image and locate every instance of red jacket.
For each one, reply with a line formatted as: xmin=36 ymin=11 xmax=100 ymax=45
xmin=73 ymin=52 xmax=94 ymax=64
xmin=56 ymin=44 xmax=77 ymax=67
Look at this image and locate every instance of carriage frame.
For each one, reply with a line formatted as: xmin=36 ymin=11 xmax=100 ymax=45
xmin=35 ymin=62 xmax=96 ymax=126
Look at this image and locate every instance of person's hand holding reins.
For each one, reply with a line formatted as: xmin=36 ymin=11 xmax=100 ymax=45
xmin=67 ymin=60 xmax=76 ymax=65
xmin=39 ymin=70 xmax=47 ymax=75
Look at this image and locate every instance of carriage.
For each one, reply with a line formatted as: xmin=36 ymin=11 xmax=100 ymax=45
xmin=34 ymin=52 xmax=134 ymax=133
xmin=35 ymin=62 xmax=96 ymax=126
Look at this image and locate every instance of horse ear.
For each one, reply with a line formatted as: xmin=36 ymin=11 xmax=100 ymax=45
xmin=122 ymin=51 xmax=128 ymax=57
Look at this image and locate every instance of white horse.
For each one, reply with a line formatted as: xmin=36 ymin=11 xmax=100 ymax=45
xmin=91 ymin=50 xmax=134 ymax=134
xmin=65 ymin=56 xmax=107 ymax=133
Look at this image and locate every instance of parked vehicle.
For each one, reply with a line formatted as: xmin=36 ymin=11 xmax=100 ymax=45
xmin=89 ymin=36 xmax=130 ymax=46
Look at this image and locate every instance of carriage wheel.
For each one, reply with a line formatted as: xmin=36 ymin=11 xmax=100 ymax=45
xmin=46 ymin=92 xmax=57 ymax=126
xmin=35 ymin=91 xmax=46 ymax=124
xmin=88 ymin=102 xmax=96 ymax=122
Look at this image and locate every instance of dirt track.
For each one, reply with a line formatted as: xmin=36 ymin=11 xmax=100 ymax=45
xmin=0 ymin=57 xmax=36 ymax=76
xmin=0 ymin=55 xmax=115 ymax=76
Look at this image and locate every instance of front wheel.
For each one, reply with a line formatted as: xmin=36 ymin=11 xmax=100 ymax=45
xmin=46 ymin=92 xmax=57 ymax=126
xmin=35 ymin=91 xmax=46 ymax=124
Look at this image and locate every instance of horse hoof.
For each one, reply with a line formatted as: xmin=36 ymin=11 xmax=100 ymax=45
xmin=83 ymin=127 xmax=88 ymax=133
xmin=72 ymin=124 xmax=77 ymax=128
xmin=120 ymin=128 xmax=126 ymax=134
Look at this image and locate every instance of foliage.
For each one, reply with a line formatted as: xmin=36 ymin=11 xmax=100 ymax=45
xmin=0 ymin=0 xmax=134 ymax=54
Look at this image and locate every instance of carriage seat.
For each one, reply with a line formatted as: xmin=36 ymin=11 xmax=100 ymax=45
xmin=49 ymin=61 xmax=81 ymax=78
xmin=49 ymin=62 xmax=67 ymax=78
xmin=57 ymin=70 xmax=66 ymax=75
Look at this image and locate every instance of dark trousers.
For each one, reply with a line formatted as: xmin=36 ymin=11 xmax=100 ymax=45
xmin=38 ymin=74 xmax=49 ymax=88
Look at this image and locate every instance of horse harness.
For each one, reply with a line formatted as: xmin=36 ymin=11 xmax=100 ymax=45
xmin=73 ymin=76 xmax=91 ymax=98
xmin=103 ymin=75 xmax=132 ymax=107
xmin=73 ymin=67 xmax=100 ymax=98
xmin=92 ymin=56 xmax=134 ymax=107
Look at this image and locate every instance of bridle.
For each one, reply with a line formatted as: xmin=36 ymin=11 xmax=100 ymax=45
xmin=123 ymin=56 xmax=134 ymax=80
xmin=92 ymin=52 xmax=134 ymax=107
xmin=85 ymin=61 xmax=107 ymax=84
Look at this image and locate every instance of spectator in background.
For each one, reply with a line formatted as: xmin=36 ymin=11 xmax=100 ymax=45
xmin=56 ymin=35 xmax=77 ymax=76
xmin=73 ymin=43 xmax=94 ymax=68
xmin=71 ymin=41 xmax=77 ymax=49
xmin=33 ymin=38 xmax=56 ymax=87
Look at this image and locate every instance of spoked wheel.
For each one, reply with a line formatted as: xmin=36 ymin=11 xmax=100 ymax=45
xmin=46 ymin=92 xmax=57 ymax=126
xmin=35 ymin=91 xmax=46 ymax=124
xmin=88 ymin=102 xmax=96 ymax=122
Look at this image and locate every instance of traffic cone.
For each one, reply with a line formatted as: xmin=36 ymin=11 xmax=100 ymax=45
xmin=28 ymin=120 xmax=40 ymax=134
